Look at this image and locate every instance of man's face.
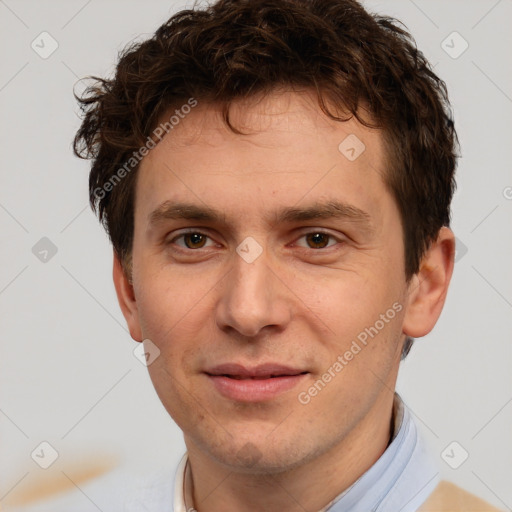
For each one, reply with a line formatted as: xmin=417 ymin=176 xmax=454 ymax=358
xmin=128 ymin=90 xmax=412 ymax=472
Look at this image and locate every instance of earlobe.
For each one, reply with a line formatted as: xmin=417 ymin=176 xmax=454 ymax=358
xmin=112 ymin=251 xmax=143 ymax=342
xmin=402 ymin=227 xmax=455 ymax=339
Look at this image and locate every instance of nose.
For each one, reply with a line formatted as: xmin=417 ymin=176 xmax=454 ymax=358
xmin=215 ymin=243 xmax=292 ymax=339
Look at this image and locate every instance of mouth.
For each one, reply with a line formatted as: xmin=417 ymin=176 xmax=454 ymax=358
xmin=205 ymin=363 xmax=309 ymax=402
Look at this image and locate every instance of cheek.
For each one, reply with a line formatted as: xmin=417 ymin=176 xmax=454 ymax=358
xmin=135 ymin=292 xmax=169 ymax=342
xmin=310 ymin=270 xmax=405 ymax=352
xmin=301 ymin=274 xmax=378 ymax=331
xmin=133 ymin=254 xmax=187 ymax=326
xmin=134 ymin=269 xmax=213 ymax=370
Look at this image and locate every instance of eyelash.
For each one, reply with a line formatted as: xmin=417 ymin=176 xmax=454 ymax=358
xmin=167 ymin=229 xmax=344 ymax=251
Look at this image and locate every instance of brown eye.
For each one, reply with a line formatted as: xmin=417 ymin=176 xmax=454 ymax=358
xmin=183 ymin=233 xmax=207 ymax=249
xmin=305 ymin=233 xmax=330 ymax=249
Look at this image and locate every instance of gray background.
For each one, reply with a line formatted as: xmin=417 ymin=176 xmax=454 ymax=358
xmin=0 ymin=0 xmax=511 ymax=510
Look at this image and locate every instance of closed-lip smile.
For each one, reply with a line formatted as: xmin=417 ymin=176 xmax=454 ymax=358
xmin=205 ymin=363 xmax=309 ymax=402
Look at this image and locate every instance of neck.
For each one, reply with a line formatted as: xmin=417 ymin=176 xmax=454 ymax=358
xmin=184 ymin=391 xmax=396 ymax=512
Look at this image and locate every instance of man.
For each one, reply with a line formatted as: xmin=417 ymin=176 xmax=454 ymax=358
xmin=73 ymin=0 xmax=503 ymax=510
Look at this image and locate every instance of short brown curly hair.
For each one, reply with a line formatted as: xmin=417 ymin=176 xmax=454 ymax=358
xmin=73 ymin=0 xmax=458 ymax=282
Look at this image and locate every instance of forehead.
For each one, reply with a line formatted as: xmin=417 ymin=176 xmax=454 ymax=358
xmin=150 ymin=89 xmax=383 ymax=155
xmin=136 ymin=90 xmax=392 ymax=229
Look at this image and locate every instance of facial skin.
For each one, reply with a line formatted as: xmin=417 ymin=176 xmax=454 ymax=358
xmin=114 ymin=89 xmax=454 ymax=511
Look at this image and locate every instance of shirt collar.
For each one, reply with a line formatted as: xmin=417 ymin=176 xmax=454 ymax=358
xmin=321 ymin=393 xmax=439 ymax=512
xmin=173 ymin=393 xmax=439 ymax=512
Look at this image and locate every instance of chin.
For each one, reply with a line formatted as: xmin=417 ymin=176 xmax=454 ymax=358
xmin=203 ymin=433 xmax=319 ymax=475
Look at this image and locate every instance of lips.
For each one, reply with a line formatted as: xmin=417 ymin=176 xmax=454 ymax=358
xmin=205 ymin=362 xmax=308 ymax=379
xmin=205 ymin=363 xmax=309 ymax=402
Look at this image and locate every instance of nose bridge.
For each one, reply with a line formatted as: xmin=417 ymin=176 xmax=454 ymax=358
xmin=216 ymin=240 xmax=290 ymax=337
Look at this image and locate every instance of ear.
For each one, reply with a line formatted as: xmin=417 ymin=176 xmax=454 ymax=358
xmin=112 ymin=251 xmax=143 ymax=342
xmin=402 ymin=227 xmax=455 ymax=338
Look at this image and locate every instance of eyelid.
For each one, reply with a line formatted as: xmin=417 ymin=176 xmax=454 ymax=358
xmin=291 ymin=229 xmax=345 ymax=249
xmin=166 ymin=228 xmax=346 ymax=250
xmin=167 ymin=229 xmax=217 ymax=248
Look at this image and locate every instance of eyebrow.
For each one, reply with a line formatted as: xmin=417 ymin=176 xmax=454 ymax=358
xmin=147 ymin=200 xmax=374 ymax=233
xmin=148 ymin=202 xmax=227 ymax=226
